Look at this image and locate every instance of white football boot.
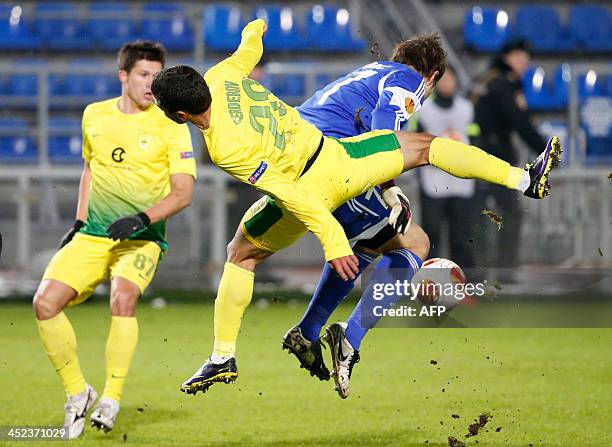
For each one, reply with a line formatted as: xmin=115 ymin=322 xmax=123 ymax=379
xmin=63 ymin=384 xmax=98 ymax=439
xmin=90 ymin=397 xmax=120 ymax=433
xmin=324 ymin=322 xmax=360 ymax=399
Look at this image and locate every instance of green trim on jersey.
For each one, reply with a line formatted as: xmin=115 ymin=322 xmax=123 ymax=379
xmin=244 ymin=196 xmax=283 ymax=237
xmin=337 ymin=132 xmax=401 ymax=159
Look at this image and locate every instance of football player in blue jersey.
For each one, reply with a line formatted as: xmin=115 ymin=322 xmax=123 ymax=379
xmin=282 ymin=34 xmax=445 ymax=398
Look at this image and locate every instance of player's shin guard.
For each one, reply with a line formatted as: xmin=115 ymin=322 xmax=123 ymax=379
xmin=213 ymin=262 xmax=255 ymax=358
xmin=298 ymin=251 xmax=376 ymax=342
xmin=345 ymin=249 xmax=422 ymax=350
xmin=429 ymin=137 xmax=528 ymax=191
xmin=103 ymin=316 xmax=138 ymax=402
xmin=36 ymin=312 xmax=86 ymax=396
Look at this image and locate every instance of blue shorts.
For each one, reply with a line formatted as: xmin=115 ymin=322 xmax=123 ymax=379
xmin=333 ymin=186 xmax=392 ymax=245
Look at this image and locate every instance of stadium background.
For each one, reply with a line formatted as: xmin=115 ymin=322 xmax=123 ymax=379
xmin=0 ymin=1 xmax=610 ymax=446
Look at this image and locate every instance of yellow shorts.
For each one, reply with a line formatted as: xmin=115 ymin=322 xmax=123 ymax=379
xmin=43 ymin=232 xmax=162 ymax=305
xmin=241 ymin=129 xmax=403 ymax=254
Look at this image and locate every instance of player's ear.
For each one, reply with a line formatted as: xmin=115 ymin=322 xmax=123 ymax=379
xmin=175 ymin=111 xmax=189 ymax=123
xmin=118 ymin=70 xmax=128 ymax=84
xmin=427 ymin=70 xmax=440 ymax=88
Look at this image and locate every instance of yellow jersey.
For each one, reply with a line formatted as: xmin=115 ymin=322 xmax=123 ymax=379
xmin=203 ymin=19 xmax=352 ymax=260
xmin=81 ymin=98 xmax=196 ymax=250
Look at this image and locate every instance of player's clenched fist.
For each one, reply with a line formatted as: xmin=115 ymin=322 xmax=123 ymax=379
xmin=329 ymin=254 xmax=359 ymax=281
xmin=106 ymin=212 xmax=151 ymax=241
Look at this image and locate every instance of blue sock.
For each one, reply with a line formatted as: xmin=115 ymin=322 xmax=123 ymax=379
xmin=298 ymin=251 xmax=377 ymax=342
xmin=345 ymin=249 xmax=423 ymax=350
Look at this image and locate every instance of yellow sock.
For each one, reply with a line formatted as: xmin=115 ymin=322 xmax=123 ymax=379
xmin=37 ymin=312 xmax=86 ymax=397
xmin=102 ymin=316 xmax=138 ymax=402
xmin=429 ymin=137 xmax=526 ymax=191
xmin=213 ymin=262 xmax=255 ymax=357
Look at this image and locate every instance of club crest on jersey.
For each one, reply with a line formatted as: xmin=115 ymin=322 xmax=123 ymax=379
xmin=404 ymin=97 xmax=416 ymax=115
xmin=138 ymin=134 xmax=152 ymax=149
xmin=249 ymin=161 xmax=268 ymax=184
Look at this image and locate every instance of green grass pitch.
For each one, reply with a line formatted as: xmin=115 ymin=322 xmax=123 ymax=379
xmin=1 ymin=297 xmax=610 ymax=446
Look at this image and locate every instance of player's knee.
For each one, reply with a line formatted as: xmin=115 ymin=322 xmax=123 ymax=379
xmin=226 ymin=236 xmax=264 ymax=272
xmin=110 ymin=289 xmax=139 ymax=316
xmin=33 ymin=290 xmax=62 ymax=320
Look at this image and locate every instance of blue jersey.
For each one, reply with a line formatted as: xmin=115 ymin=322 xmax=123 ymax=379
xmin=297 ymin=61 xmax=425 ymax=138
xmin=297 ymin=61 xmax=425 ymax=244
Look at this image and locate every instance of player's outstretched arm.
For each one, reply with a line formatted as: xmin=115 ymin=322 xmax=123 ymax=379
xmin=106 ymin=173 xmax=194 ymax=241
xmin=59 ymin=160 xmax=90 ymax=248
xmin=211 ymin=19 xmax=267 ymax=78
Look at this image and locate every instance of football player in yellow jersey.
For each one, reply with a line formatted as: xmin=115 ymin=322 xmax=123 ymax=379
xmin=32 ymin=41 xmax=196 ymax=438
xmin=151 ymin=19 xmax=561 ymax=395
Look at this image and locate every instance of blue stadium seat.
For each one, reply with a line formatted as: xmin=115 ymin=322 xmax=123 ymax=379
xmin=264 ymin=74 xmax=305 ymax=99
xmin=48 ymin=117 xmax=82 ymax=163
xmin=0 ymin=3 xmax=41 ymax=50
xmin=553 ymin=64 xmax=606 ymax=107
xmin=568 ymin=6 xmax=612 ymax=52
xmin=8 ymin=74 xmax=38 ymax=96
xmin=515 ymin=6 xmax=573 ymax=52
xmin=305 ymin=5 xmax=365 ymax=52
xmin=203 ymin=5 xmax=243 ymax=52
xmin=523 ymin=67 xmax=558 ymax=110
xmin=88 ymin=2 xmax=136 ymax=51
xmin=34 ymin=2 xmax=89 ymax=51
xmin=581 ymin=96 xmax=612 ymax=164
xmin=142 ymin=3 xmax=193 ymax=51
xmin=254 ymin=6 xmax=305 ymax=51
xmin=463 ymin=6 xmax=510 ymax=52
xmin=0 ymin=136 xmax=37 ymax=163
xmin=51 ymin=74 xmax=120 ymax=97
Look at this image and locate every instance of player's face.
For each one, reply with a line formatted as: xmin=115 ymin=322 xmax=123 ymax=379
xmin=504 ymin=50 xmax=530 ymax=78
xmin=121 ymin=59 xmax=163 ymax=110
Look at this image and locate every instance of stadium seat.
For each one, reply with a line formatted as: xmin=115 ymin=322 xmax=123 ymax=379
xmin=48 ymin=117 xmax=82 ymax=163
xmin=553 ymin=64 xmax=606 ymax=107
xmin=254 ymin=6 xmax=305 ymax=51
xmin=515 ymin=6 xmax=573 ymax=52
xmin=0 ymin=3 xmax=41 ymax=50
xmin=263 ymin=73 xmax=305 ymax=99
xmin=0 ymin=135 xmax=37 ymax=163
xmin=8 ymin=74 xmax=38 ymax=96
xmin=203 ymin=5 xmax=243 ymax=52
xmin=88 ymin=2 xmax=136 ymax=51
xmin=51 ymin=74 xmax=120 ymax=97
xmin=305 ymin=5 xmax=365 ymax=52
xmin=581 ymin=96 xmax=612 ymax=164
xmin=34 ymin=2 xmax=90 ymax=51
xmin=142 ymin=3 xmax=193 ymax=52
xmin=523 ymin=67 xmax=558 ymax=110
xmin=568 ymin=6 xmax=612 ymax=52
xmin=463 ymin=6 xmax=510 ymax=52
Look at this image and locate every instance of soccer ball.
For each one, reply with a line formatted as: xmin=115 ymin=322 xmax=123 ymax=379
xmin=412 ymin=258 xmax=467 ymax=310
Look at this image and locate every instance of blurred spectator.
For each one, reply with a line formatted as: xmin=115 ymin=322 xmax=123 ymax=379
xmin=416 ymin=67 xmax=476 ymax=268
xmin=470 ymin=39 xmax=546 ymax=273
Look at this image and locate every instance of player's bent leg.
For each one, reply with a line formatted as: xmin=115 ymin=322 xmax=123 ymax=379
xmin=181 ymin=226 xmax=272 ymax=396
xmin=374 ymin=222 xmax=430 ymax=261
xmin=91 ymin=277 xmax=141 ymax=432
xmin=395 ymin=131 xmax=562 ymax=199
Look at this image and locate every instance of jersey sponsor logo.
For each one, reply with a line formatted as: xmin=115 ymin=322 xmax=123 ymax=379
xmin=138 ymin=134 xmax=152 ymax=149
xmin=225 ymin=80 xmax=243 ymax=124
xmin=248 ymin=161 xmax=268 ymax=184
xmin=112 ymin=147 xmax=125 ymax=163
xmin=180 ymin=151 xmax=194 ymax=159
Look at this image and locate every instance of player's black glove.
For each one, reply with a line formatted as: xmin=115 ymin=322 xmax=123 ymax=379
xmin=382 ymin=186 xmax=412 ymax=235
xmin=59 ymin=219 xmax=85 ymax=249
xmin=106 ymin=212 xmax=150 ymax=241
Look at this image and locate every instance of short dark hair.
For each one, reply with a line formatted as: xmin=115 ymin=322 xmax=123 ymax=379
xmin=151 ymin=65 xmax=211 ymax=115
xmin=391 ymin=33 xmax=447 ymax=82
xmin=118 ymin=40 xmax=167 ymax=73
